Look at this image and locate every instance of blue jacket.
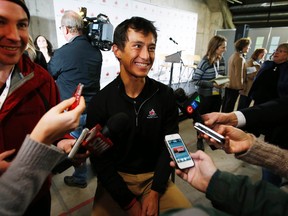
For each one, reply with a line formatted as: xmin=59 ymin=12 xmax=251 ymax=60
xmin=48 ymin=35 xmax=102 ymax=110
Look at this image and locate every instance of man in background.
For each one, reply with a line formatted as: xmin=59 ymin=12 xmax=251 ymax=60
xmin=48 ymin=10 xmax=102 ymax=188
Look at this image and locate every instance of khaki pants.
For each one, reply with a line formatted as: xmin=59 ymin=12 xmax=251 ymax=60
xmin=91 ymin=172 xmax=192 ymax=216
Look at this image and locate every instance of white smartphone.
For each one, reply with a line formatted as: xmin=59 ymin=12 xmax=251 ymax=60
xmin=68 ymin=128 xmax=89 ymax=158
xmin=194 ymin=122 xmax=225 ymax=144
xmin=165 ymin=133 xmax=195 ymax=169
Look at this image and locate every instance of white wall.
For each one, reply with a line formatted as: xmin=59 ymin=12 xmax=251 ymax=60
xmin=25 ymin=0 xmax=224 ymax=86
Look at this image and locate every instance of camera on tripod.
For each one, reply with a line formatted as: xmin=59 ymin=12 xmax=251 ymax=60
xmin=80 ymin=7 xmax=113 ymax=51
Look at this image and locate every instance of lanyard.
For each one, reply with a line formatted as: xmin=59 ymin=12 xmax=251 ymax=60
xmin=0 ymin=67 xmax=14 ymax=110
xmin=213 ymin=60 xmax=219 ymax=77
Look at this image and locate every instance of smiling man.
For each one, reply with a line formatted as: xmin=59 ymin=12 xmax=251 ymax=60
xmin=86 ymin=16 xmax=192 ymax=216
xmin=0 ymin=0 xmax=59 ymax=215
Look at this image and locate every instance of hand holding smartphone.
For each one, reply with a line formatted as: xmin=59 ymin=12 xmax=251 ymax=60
xmin=68 ymin=128 xmax=89 ymax=158
xmin=194 ymin=122 xmax=225 ymax=144
xmin=165 ymin=133 xmax=195 ymax=169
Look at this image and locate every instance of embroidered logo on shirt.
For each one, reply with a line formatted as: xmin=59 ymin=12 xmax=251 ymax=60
xmin=147 ymin=109 xmax=158 ymax=119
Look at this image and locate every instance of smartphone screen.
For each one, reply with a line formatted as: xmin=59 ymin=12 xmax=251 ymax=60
xmin=165 ymin=134 xmax=195 ymax=169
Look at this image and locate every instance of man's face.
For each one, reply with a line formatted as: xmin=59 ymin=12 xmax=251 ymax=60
xmin=114 ymin=28 xmax=156 ymax=78
xmin=0 ymin=1 xmax=29 ymax=66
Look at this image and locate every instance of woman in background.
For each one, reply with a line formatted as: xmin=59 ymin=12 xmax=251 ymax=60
xmin=221 ymin=37 xmax=251 ymax=112
xmin=26 ymin=35 xmax=47 ymax=69
xmin=192 ymin=35 xmax=227 ymax=151
xmin=237 ymin=48 xmax=267 ymax=109
xmin=34 ymin=35 xmax=54 ymax=63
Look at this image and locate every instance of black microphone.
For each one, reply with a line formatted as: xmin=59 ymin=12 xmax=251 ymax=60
xmin=83 ymin=112 xmax=129 ymax=155
xmin=174 ymin=88 xmax=217 ymax=150
xmin=169 ymin=37 xmax=178 ymax=45
xmin=102 ymin=112 xmax=129 ymax=139
xmin=52 ymin=112 xmax=129 ymax=173
xmin=174 ymin=88 xmax=203 ymax=123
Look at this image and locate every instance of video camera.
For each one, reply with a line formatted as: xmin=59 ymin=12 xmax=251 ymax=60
xmin=80 ymin=7 xmax=113 ymax=51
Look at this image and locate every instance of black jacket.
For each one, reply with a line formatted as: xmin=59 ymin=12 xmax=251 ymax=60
xmin=86 ymin=75 xmax=179 ymax=208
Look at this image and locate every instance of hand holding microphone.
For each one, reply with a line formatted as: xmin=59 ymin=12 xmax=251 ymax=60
xmin=53 ymin=112 xmax=129 ymax=173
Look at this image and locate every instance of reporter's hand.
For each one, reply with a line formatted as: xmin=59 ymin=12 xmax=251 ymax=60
xmin=0 ymin=149 xmax=15 ymax=175
xmin=202 ymin=112 xmax=238 ymax=127
xmin=57 ymin=139 xmax=75 ymax=153
xmin=57 ymin=139 xmax=90 ymax=166
xmin=30 ymin=97 xmax=85 ymax=145
xmin=209 ymin=125 xmax=255 ymax=154
xmin=170 ymin=150 xmax=217 ymax=193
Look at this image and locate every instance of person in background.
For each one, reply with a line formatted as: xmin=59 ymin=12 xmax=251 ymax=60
xmin=25 ymin=34 xmax=47 ymax=69
xmin=34 ymin=34 xmax=54 ymax=63
xmin=48 ymin=10 xmax=103 ymax=188
xmin=237 ymin=48 xmax=267 ymax=110
xmin=249 ymin=43 xmax=288 ymax=106
xmin=85 ymin=16 xmax=192 ymax=215
xmin=192 ymin=35 xmax=227 ymax=151
xmin=0 ymin=96 xmax=85 ymax=216
xmin=221 ymin=37 xmax=251 ymax=112
xmin=246 ymin=42 xmax=288 ymax=186
xmin=0 ymin=1 xmax=60 ymax=215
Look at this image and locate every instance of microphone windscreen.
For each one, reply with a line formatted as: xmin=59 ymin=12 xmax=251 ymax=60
xmin=174 ymin=88 xmax=188 ymax=103
xmin=102 ymin=112 xmax=129 ymax=137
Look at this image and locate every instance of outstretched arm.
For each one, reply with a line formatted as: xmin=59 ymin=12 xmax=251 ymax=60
xmin=0 ymin=97 xmax=85 ymax=215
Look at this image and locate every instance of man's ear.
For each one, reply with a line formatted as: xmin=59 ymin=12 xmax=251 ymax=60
xmin=112 ymin=44 xmax=121 ymax=60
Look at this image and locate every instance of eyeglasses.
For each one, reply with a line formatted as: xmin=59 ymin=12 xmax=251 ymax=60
xmin=275 ymin=49 xmax=288 ymax=53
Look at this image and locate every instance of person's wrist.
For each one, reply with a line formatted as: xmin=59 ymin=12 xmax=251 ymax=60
xmin=246 ymin=133 xmax=255 ymax=149
xmin=228 ymin=112 xmax=238 ymax=126
xmin=30 ymin=128 xmax=52 ymax=145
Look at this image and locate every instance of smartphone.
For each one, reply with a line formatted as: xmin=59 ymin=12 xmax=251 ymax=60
xmin=165 ymin=133 xmax=195 ymax=169
xmin=68 ymin=83 xmax=84 ymax=111
xmin=194 ymin=122 xmax=225 ymax=144
xmin=68 ymin=128 xmax=89 ymax=158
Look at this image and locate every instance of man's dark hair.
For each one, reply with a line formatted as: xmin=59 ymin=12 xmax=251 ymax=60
xmin=113 ymin=16 xmax=157 ymax=50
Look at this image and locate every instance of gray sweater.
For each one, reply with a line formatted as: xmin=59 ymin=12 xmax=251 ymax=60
xmin=0 ymin=135 xmax=65 ymax=216
xmin=236 ymin=137 xmax=288 ymax=179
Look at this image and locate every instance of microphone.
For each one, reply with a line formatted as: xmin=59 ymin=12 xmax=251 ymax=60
xmin=82 ymin=112 xmax=129 ymax=156
xmin=169 ymin=37 xmax=178 ymax=45
xmin=174 ymin=88 xmax=203 ymax=123
xmin=174 ymin=88 xmax=217 ymax=150
xmin=52 ymin=112 xmax=129 ymax=173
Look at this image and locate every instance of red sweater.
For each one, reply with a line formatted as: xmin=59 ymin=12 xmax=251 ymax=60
xmin=0 ymin=54 xmax=60 ymax=213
